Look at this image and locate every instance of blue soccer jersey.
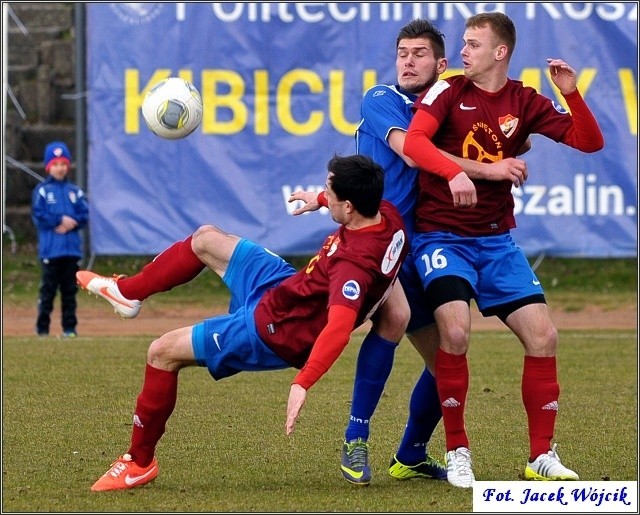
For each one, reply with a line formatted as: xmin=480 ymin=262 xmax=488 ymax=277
xmin=356 ymin=84 xmax=419 ymax=237
xmin=356 ymin=84 xmax=434 ymax=331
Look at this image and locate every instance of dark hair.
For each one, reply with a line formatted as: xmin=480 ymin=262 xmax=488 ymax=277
xmin=466 ymin=12 xmax=516 ymax=58
xmin=396 ymin=19 xmax=446 ymax=59
xmin=327 ymin=154 xmax=384 ymax=218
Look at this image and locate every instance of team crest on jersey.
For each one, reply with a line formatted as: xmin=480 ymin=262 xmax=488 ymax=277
xmin=552 ymin=100 xmax=569 ymax=114
xmin=342 ymin=280 xmax=361 ymax=301
xmin=381 ymin=230 xmax=405 ymax=275
xmin=422 ymin=79 xmax=450 ymax=106
xmin=69 ymin=191 xmax=77 ymax=203
xmin=498 ymin=114 xmax=519 ymax=138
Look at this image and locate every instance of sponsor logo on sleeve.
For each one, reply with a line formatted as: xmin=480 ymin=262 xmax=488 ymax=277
xmin=342 ymin=280 xmax=361 ymax=300
xmin=381 ymin=230 xmax=405 ymax=274
xmin=552 ymin=100 xmax=569 ymax=114
xmin=422 ymin=79 xmax=450 ymax=106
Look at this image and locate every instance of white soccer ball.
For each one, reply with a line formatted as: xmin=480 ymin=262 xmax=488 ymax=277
xmin=142 ymin=77 xmax=203 ymax=140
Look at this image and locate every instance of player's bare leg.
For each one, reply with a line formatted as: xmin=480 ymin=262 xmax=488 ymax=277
xmin=190 ymin=225 xmax=241 ymax=278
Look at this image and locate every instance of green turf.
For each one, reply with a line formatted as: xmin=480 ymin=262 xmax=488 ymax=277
xmin=2 ymin=245 xmax=638 ymax=310
xmin=2 ymin=330 xmax=637 ymax=512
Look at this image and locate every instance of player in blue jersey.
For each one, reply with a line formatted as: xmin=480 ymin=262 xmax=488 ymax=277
xmin=291 ymin=19 xmax=529 ymax=485
xmin=348 ymin=19 xmax=450 ymax=484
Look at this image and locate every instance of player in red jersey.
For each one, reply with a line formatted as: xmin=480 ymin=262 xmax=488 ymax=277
xmin=84 ymin=154 xmax=409 ymax=491
xmin=402 ymin=12 xmax=604 ymax=487
xmin=290 ymin=19 xmax=531 ymax=486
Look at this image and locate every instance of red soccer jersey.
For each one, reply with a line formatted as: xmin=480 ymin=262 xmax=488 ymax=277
xmin=412 ymin=75 xmax=575 ymax=236
xmin=254 ymin=200 xmax=407 ymax=369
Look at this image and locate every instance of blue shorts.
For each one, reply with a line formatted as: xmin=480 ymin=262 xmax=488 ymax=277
xmin=192 ymin=239 xmax=293 ymax=380
xmin=411 ymin=231 xmax=544 ymax=313
xmin=398 ymin=254 xmax=435 ymax=332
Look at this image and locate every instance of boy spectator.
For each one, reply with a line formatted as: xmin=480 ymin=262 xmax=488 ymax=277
xmin=32 ymin=141 xmax=89 ymax=337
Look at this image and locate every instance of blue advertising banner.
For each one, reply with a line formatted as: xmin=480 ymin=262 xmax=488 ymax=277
xmin=86 ymin=2 xmax=637 ymax=257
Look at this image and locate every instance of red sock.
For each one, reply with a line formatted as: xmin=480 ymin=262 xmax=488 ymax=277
xmin=128 ymin=364 xmax=179 ymax=467
xmin=435 ymin=348 xmax=469 ymax=451
xmin=118 ymin=235 xmax=205 ymax=301
xmin=522 ymin=355 xmax=559 ymax=460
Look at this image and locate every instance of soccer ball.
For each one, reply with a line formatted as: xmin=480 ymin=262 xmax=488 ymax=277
xmin=142 ymin=77 xmax=203 ymax=139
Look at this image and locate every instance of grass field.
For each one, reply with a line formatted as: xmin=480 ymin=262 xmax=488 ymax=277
xmin=3 ymin=246 xmax=638 ymax=310
xmin=2 ymin=248 xmax=638 ymax=511
xmin=2 ymin=330 xmax=637 ymax=512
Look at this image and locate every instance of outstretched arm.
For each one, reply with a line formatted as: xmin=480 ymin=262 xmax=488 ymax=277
xmin=288 ymin=190 xmax=327 ymax=216
xmin=547 ymin=58 xmax=604 ymax=152
xmin=285 ymin=304 xmax=357 ymax=435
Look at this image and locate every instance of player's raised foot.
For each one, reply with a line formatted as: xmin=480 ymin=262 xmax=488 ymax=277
xmin=91 ymin=453 xmax=158 ymax=492
xmin=340 ymin=438 xmax=371 ymax=485
xmin=524 ymin=443 xmax=579 ymax=481
xmin=76 ymin=271 xmax=141 ymax=318
xmin=388 ymin=453 xmax=447 ymax=480
xmin=445 ymin=447 xmax=475 ymax=488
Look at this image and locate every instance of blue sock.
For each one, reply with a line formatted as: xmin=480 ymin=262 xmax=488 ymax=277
xmin=344 ymin=331 xmax=398 ymax=442
xmin=395 ymin=368 xmax=442 ymax=465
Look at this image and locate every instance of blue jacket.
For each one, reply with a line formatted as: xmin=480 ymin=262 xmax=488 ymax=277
xmin=31 ymin=176 xmax=89 ymax=260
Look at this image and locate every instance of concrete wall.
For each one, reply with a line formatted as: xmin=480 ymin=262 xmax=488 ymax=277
xmin=5 ymin=2 xmax=76 ymax=241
